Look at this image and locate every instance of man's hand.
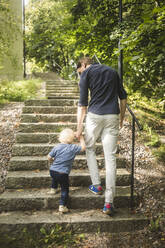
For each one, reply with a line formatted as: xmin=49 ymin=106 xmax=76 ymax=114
xmin=76 ymin=129 xmax=82 ymax=139
xmin=76 ymin=106 xmax=87 ymax=139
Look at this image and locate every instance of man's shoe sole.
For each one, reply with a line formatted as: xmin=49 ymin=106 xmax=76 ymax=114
xmin=103 ymin=209 xmax=115 ymax=216
xmin=88 ymin=188 xmax=103 ymax=195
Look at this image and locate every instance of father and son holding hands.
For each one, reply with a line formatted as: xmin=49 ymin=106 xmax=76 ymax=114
xmin=48 ymin=57 xmax=127 ymax=215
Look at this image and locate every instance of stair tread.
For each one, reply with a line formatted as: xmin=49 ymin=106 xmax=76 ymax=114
xmin=21 ymin=113 xmax=77 ymax=116
xmin=12 ymin=142 xmax=102 ymax=147
xmin=7 ymin=168 xmax=130 ymax=177
xmin=23 ymin=106 xmax=77 ymax=108
xmin=0 ymin=208 xmax=148 ymax=224
xmin=0 ymin=186 xmax=131 ymax=199
xmin=0 ymin=79 xmax=149 ymax=236
xmin=10 ymin=155 xmax=122 ymax=161
xmin=20 ymin=122 xmax=78 ymax=124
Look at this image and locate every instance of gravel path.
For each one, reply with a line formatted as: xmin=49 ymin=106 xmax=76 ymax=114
xmin=0 ymin=102 xmax=24 ymax=192
xmin=0 ymin=102 xmax=164 ymax=247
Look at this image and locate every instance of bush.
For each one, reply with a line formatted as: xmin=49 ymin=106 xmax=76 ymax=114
xmin=0 ymin=79 xmax=43 ymax=103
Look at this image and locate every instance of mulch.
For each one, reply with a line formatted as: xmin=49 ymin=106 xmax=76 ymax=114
xmin=0 ymin=102 xmax=164 ymax=248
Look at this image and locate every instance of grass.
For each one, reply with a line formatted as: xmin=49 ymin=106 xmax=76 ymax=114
xmin=0 ymin=226 xmax=85 ymax=248
xmin=0 ymin=78 xmax=43 ymax=104
xmin=127 ymin=92 xmax=165 ymax=162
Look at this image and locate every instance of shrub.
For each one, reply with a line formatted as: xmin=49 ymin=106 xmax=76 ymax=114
xmin=0 ymin=78 xmax=43 ymax=103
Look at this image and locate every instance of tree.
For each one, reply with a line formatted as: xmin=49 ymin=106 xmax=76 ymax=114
xmin=117 ymin=1 xmax=165 ymax=98
xmin=26 ymin=0 xmax=165 ymax=98
xmin=69 ymin=0 xmax=165 ymax=98
xmin=0 ymin=0 xmax=18 ymax=70
xmin=26 ymin=0 xmax=76 ymax=74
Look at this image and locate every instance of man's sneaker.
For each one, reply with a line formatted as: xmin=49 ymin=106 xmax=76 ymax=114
xmin=89 ymin=185 xmax=103 ymax=195
xmin=49 ymin=188 xmax=57 ymax=194
xmin=59 ymin=205 xmax=69 ymax=213
xmin=103 ymin=203 xmax=114 ymax=216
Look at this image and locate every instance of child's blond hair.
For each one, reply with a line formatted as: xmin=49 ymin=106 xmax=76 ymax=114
xmin=59 ymin=128 xmax=75 ymax=144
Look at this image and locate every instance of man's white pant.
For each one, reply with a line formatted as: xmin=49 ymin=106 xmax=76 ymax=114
xmin=85 ymin=112 xmax=119 ymax=204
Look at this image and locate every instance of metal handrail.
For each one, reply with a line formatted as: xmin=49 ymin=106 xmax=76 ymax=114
xmin=92 ymin=54 xmax=143 ymax=210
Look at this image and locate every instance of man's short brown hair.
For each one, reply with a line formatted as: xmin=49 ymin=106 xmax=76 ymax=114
xmin=77 ymin=56 xmax=93 ymax=69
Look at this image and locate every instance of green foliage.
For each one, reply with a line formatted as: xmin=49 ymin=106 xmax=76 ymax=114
xmin=0 ymin=78 xmax=43 ymax=103
xmin=153 ymin=145 xmax=165 ymax=162
xmin=26 ymin=0 xmax=75 ymax=74
xmin=120 ymin=3 xmax=165 ymax=98
xmin=128 ymin=92 xmax=165 ymax=161
xmin=0 ymin=226 xmax=85 ymax=248
xmin=144 ymin=129 xmax=160 ymax=148
xmin=39 ymin=226 xmax=74 ymax=247
xmin=149 ymin=214 xmax=164 ymax=232
xmin=26 ymin=0 xmax=165 ymax=99
xmin=0 ymin=0 xmax=20 ymax=67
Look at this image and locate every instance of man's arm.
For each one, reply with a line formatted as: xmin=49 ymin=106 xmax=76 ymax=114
xmin=76 ymin=106 xmax=87 ymax=138
xmin=79 ymin=135 xmax=86 ymax=152
xmin=120 ymin=99 xmax=127 ymax=128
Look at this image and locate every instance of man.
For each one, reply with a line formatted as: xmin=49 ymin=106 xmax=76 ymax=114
xmin=76 ymin=57 xmax=127 ymax=215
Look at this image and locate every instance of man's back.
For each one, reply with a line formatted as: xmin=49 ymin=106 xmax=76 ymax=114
xmin=79 ymin=63 xmax=127 ymax=115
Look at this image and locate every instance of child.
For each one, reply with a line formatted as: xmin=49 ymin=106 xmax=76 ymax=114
xmin=48 ymin=128 xmax=85 ymax=213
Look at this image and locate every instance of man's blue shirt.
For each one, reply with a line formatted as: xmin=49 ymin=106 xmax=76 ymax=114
xmin=78 ymin=63 xmax=127 ymax=115
xmin=49 ymin=143 xmax=81 ymax=174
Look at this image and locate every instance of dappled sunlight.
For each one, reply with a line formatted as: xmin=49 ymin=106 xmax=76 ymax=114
xmin=136 ymin=168 xmax=163 ymax=178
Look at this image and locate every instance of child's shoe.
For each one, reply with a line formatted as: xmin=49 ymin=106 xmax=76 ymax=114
xmin=59 ymin=205 xmax=69 ymax=213
xmin=89 ymin=185 xmax=103 ymax=195
xmin=103 ymin=203 xmax=114 ymax=216
xmin=49 ymin=188 xmax=57 ymax=194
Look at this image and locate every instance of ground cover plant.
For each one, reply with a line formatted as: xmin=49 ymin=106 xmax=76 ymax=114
xmin=0 ymin=78 xmax=43 ymax=103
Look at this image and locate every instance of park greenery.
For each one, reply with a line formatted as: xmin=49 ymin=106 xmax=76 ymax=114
xmin=0 ymin=0 xmax=21 ymax=71
xmin=25 ymin=0 xmax=165 ymax=159
xmin=25 ymin=0 xmax=165 ymax=101
xmin=0 ymin=0 xmax=164 ymax=155
xmin=0 ymin=1 xmax=164 ymax=246
xmin=0 ymin=78 xmax=43 ymax=103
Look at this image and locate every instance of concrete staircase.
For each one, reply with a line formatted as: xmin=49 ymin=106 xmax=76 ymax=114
xmin=0 ymin=79 xmax=149 ymax=240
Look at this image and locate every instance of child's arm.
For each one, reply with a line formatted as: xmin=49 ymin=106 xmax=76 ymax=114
xmin=47 ymin=154 xmax=54 ymax=161
xmin=79 ymin=135 xmax=86 ymax=152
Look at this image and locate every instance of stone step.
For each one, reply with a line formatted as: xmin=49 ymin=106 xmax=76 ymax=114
xmin=15 ymin=132 xmax=70 ymax=143
xmin=47 ymin=96 xmax=79 ymax=99
xmin=24 ymin=99 xmax=78 ymax=106
xmin=46 ymin=80 xmax=76 ymax=85
xmin=46 ymin=83 xmax=77 ymax=87
xmin=46 ymin=87 xmax=78 ymax=91
xmin=15 ymin=132 xmax=120 ymax=144
xmin=12 ymin=143 xmax=103 ymax=156
xmin=23 ymin=106 xmax=77 ymax=114
xmin=9 ymin=155 xmax=126 ymax=171
xmin=20 ymin=114 xmax=77 ymax=123
xmin=46 ymin=91 xmax=78 ymax=94
xmin=5 ymin=169 xmax=130 ymax=189
xmin=0 ymin=186 xmax=133 ymax=212
xmin=0 ymin=209 xmax=149 ymax=237
xmin=46 ymin=92 xmax=79 ymax=97
xmin=18 ymin=123 xmax=79 ymax=133
xmin=46 ymin=79 xmax=76 ymax=82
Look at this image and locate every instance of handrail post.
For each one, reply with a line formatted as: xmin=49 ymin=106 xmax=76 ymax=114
xmin=118 ymin=0 xmax=123 ymax=85
xmin=131 ymin=117 xmax=135 ymax=210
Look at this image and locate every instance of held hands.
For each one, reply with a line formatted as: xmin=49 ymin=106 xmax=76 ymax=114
xmin=75 ymin=127 xmax=83 ymax=139
xmin=75 ymin=131 xmax=82 ymax=140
